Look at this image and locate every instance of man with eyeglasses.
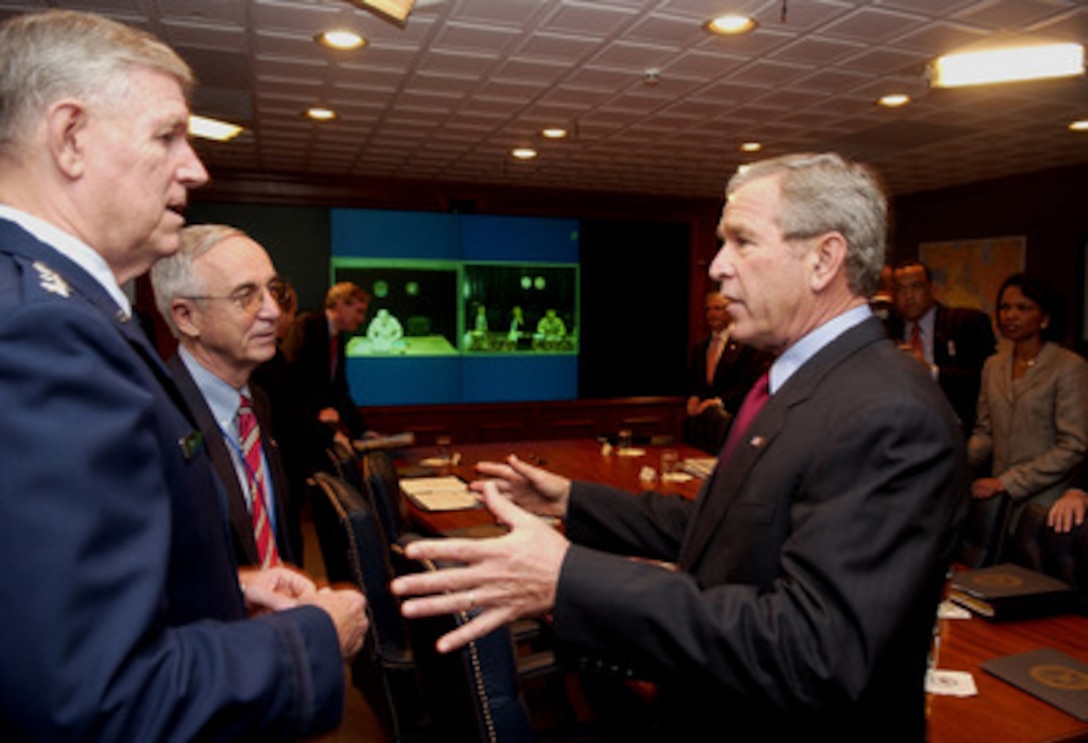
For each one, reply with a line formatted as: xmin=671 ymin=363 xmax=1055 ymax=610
xmin=151 ymin=224 xmax=300 ymax=567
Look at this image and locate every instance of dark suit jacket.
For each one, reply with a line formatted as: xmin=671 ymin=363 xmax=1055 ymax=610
xmin=282 ymin=310 xmax=368 ymax=440
xmin=0 ymin=219 xmax=342 ymax=741
xmin=555 ymin=317 xmax=969 ymax=741
xmin=887 ymin=302 xmax=996 ymax=433
xmin=684 ymin=334 xmax=771 ymax=452
xmin=687 ymin=333 xmax=771 ymax=415
xmin=168 ymin=353 xmax=299 ymax=566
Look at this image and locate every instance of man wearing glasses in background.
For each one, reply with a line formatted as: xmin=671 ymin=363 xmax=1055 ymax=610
xmin=151 ymin=224 xmax=300 ymax=567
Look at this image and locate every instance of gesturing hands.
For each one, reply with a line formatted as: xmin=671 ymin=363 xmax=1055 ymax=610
xmin=390 ymin=482 xmax=569 ymax=654
xmin=471 ymin=454 xmax=572 ymax=519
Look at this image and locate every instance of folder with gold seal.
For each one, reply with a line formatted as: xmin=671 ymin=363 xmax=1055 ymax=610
xmin=982 ymin=648 xmax=1088 ymax=721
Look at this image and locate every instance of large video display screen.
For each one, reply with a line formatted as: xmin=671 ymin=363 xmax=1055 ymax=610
xmin=331 ymin=209 xmax=579 ymax=405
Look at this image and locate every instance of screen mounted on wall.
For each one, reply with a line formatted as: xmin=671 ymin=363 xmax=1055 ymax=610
xmin=331 ymin=209 xmax=580 ymax=405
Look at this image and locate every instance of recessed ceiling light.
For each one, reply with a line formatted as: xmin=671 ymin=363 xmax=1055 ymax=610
xmin=188 ymin=114 xmax=243 ymax=142
xmin=316 ymin=29 xmax=366 ymax=51
xmin=704 ymin=14 xmax=757 ymax=36
xmin=511 ymin=148 xmax=538 ymax=160
xmin=878 ymin=93 xmax=911 ymax=108
xmin=306 ymin=107 xmax=338 ymax=122
xmin=929 ymin=41 xmax=1085 ymax=88
xmin=1070 ymin=119 xmax=1088 ymax=132
xmin=542 ymin=128 xmax=568 ymax=139
xmin=740 ymin=142 xmax=762 ymax=153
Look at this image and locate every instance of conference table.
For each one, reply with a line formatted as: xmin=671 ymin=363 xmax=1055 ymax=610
xmin=395 ymin=438 xmax=1088 ymax=743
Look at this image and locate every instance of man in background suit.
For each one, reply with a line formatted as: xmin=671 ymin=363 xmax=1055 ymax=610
xmin=151 ymin=224 xmax=300 ymax=566
xmin=391 ymin=153 xmax=969 ymax=741
xmin=0 ymin=11 xmax=364 ymax=740
xmin=889 ymin=260 xmax=996 ymax=434
xmin=684 ymin=290 xmax=771 ymax=452
xmin=283 ymin=281 xmax=375 ymax=467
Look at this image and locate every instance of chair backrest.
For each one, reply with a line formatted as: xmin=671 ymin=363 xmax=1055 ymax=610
xmin=310 ymin=472 xmax=408 ymax=658
xmin=1010 ymin=501 xmax=1088 ymax=603
xmin=956 ymin=493 xmax=1011 ymax=568
xmin=323 ymin=439 xmax=364 ymax=492
xmin=309 ymin=472 xmax=431 ymax=742
xmin=396 ymin=535 xmax=537 ymax=743
xmin=362 ymin=449 xmax=412 ymax=542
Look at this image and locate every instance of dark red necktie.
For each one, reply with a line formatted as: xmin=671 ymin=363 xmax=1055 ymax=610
xmin=720 ymin=372 xmax=770 ymax=463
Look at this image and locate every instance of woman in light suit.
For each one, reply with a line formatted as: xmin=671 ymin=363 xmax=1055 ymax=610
xmin=968 ymin=273 xmax=1088 ymax=533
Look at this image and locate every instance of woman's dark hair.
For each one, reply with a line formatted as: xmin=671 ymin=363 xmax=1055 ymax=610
xmin=996 ymin=272 xmax=1066 ymax=342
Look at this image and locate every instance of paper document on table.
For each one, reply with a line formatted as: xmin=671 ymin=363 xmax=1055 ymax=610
xmin=681 ymin=457 xmax=718 ymax=478
xmin=400 ymin=476 xmax=479 ymax=511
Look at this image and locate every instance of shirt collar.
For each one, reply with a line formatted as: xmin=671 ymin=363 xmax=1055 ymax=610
xmin=769 ymin=304 xmax=872 ymax=394
xmin=0 ymin=205 xmax=132 ymax=315
xmin=179 ymin=345 xmax=251 ymax=435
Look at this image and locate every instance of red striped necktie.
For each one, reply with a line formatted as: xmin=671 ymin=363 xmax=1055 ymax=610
xmin=238 ymin=395 xmax=280 ymax=567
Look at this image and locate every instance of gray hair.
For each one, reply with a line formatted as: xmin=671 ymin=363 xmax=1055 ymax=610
xmin=150 ymin=224 xmax=243 ymax=338
xmin=727 ymin=153 xmax=888 ymax=298
xmin=0 ymin=10 xmax=193 ymax=157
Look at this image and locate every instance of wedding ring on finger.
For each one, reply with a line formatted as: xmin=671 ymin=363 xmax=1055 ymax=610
xmin=466 ymin=591 xmax=477 ymax=611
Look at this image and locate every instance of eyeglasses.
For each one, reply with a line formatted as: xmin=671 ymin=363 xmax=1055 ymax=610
xmin=183 ymin=278 xmax=289 ymax=314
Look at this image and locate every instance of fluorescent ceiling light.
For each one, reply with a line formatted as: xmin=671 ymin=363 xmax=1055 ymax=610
xmin=188 ymin=114 xmax=243 ymax=142
xmin=511 ymin=148 xmax=537 ymax=160
xmin=346 ymin=0 xmax=415 ymax=27
xmin=541 ymin=128 xmax=568 ymax=139
xmin=930 ymin=42 xmax=1084 ymax=88
xmin=1070 ymin=119 xmax=1088 ymax=132
xmin=740 ymin=142 xmax=762 ymax=153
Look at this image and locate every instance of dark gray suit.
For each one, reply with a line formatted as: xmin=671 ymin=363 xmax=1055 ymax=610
xmin=168 ymin=353 xmax=300 ymax=566
xmin=554 ymin=317 xmax=969 ymax=741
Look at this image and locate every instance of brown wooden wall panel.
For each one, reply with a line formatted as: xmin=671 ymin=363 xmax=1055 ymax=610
xmin=364 ymin=396 xmax=685 ymax=445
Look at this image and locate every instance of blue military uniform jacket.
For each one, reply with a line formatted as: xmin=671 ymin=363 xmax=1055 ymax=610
xmin=0 ymin=218 xmax=343 ymax=741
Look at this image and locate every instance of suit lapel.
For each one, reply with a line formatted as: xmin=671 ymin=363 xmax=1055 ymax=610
xmin=167 ymin=354 xmax=260 ymax=563
xmin=678 ymin=318 xmax=886 ymax=570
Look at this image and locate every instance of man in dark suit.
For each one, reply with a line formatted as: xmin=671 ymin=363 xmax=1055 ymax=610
xmin=282 ymin=281 xmax=374 ymax=466
xmin=391 ymin=153 xmax=969 ymax=741
xmin=684 ymin=290 xmax=771 ymax=452
xmin=151 ymin=224 xmax=300 ymax=566
xmin=0 ymin=11 xmax=364 ymax=740
xmin=888 ymin=260 xmax=996 ymax=434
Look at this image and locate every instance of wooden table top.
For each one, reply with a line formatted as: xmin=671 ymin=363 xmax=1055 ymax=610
xmin=394 ymin=437 xmax=1088 ymax=742
xmin=396 ymin=437 xmax=707 ymax=534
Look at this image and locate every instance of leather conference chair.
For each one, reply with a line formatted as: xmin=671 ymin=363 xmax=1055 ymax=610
xmin=956 ymin=492 xmax=1012 ymax=568
xmin=309 ymin=472 xmax=431 ymax=743
xmin=1010 ymin=501 xmax=1088 ymax=605
xmin=394 ymin=533 xmax=543 ymax=743
xmin=361 ymin=448 xmax=413 ymax=544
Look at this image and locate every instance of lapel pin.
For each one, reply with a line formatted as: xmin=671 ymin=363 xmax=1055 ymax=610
xmin=178 ymin=431 xmax=205 ymax=460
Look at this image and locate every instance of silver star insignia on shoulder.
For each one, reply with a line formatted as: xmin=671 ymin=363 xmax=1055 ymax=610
xmin=32 ymin=261 xmax=70 ymax=298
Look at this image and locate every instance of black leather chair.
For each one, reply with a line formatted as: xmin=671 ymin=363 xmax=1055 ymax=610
xmin=395 ymin=534 xmax=539 ymax=743
xmin=956 ymin=492 xmax=1012 ymax=568
xmin=309 ymin=472 xmax=430 ymax=742
xmin=361 ymin=448 xmax=412 ymax=543
xmin=1009 ymin=501 xmax=1088 ymax=605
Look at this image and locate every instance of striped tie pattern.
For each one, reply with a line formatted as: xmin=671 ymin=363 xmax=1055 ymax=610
xmin=238 ymin=395 xmax=280 ymax=567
